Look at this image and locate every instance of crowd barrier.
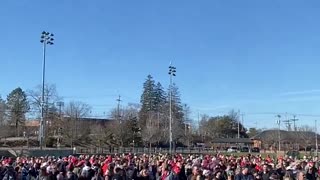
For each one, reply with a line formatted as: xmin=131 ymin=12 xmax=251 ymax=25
xmin=75 ymin=147 xmax=222 ymax=155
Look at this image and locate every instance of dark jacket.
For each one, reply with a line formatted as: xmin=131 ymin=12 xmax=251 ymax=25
xmin=306 ymin=167 xmax=317 ymax=180
xmin=235 ymin=173 xmax=254 ymax=180
xmin=187 ymin=175 xmax=204 ymax=180
xmin=2 ymin=165 xmax=17 ymax=180
xmin=66 ymin=171 xmax=78 ymax=180
xmin=126 ymin=167 xmax=138 ymax=180
xmin=112 ymin=174 xmax=125 ymax=180
xmin=261 ymin=171 xmax=271 ymax=180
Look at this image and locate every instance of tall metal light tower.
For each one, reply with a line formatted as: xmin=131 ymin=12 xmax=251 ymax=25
xmin=276 ymin=115 xmax=281 ymax=152
xmin=316 ymin=120 xmax=318 ymax=155
xmin=168 ymin=63 xmax=176 ymax=154
xmin=39 ymin=31 xmax=54 ymax=150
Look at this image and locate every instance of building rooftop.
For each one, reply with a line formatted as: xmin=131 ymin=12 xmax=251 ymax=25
xmin=212 ymin=138 xmax=253 ymax=144
xmin=251 ymin=129 xmax=319 ymax=142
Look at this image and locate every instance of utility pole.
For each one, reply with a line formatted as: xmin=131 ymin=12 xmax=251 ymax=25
xmin=184 ymin=104 xmax=189 ymax=136
xmin=237 ymin=110 xmax=240 ymax=139
xmin=241 ymin=113 xmax=245 ymax=133
xmin=290 ymin=115 xmax=299 ymax=131
xmin=116 ymin=95 xmax=121 ymax=123
xmin=316 ymin=120 xmax=318 ymax=155
xmin=198 ymin=112 xmax=200 ymax=135
xmin=283 ymin=120 xmax=292 ymax=131
xmin=168 ymin=64 xmax=176 ymax=154
xmin=283 ymin=112 xmax=292 ymax=131
xmin=116 ymin=95 xmax=122 ymax=147
xmin=56 ymin=101 xmax=64 ymax=148
xmin=276 ymin=115 xmax=281 ymax=152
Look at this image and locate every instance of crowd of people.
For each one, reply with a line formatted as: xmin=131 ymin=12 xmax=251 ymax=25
xmin=0 ymin=153 xmax=318 ymax=180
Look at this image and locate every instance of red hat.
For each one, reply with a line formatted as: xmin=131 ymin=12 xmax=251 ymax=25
xmin=71 ymin=157 xmax=78 ymax=164
xmin=255 ymin=165 xmax=262 ymax=171
xmin=6 ymin=158 xmax=13 ymax=165
xmin=266 ymin=157 xmax=272 ymax=163
xmin=76 ymin=160 xmax=85 ymax=167
xmin=67 ymin=163 xmax=74 ymax=171
xmin=173 ymin=166 xmax=181 ymax=174
xmin=308 ymin=162 xmax=314 ymax=167
xmin=105 ymin=156 xmax=112 ymax=163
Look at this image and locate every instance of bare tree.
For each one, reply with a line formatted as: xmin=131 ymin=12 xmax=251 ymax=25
xmin=295 ymin=126 xmax=315 ymax=149
xmin=64 ymin=101 xmax=91 ymax=147
xmin=199 ymin=114 xmax=210 ymax=136
xmin=0 ymin=125 xmax=11 ymax=138
xmin=27 ymin=84 xmax=64 ymax=146
xmin=27 ymin=84 xmax=62 ymax=116
xmin=0 ymin=96 xmax=6 ymax=125
xmin=297 ymin=125 xmax=314 ymax=132
xmin=141 ymin=112 xmax=161 ymax=149
xmin=260 ymin=130 xmax=279 ymax=150
xmin=108 ymin=103 xmax=141 ymax=147
xmin=182 ymin=104 xmax=192 ymax=146
xmin=88 ymin=122 xmax=110 ymax=151
xmin=126 ymin=103 xmax=140 ymax=117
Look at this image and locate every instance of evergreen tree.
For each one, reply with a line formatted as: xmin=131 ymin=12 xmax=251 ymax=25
xmin=167 ymin=83 xmax=185 ymax=144
xmin=139 ymin=75 xmax=157 ymax=126
xmin=6 ymin=87 xmax=29 ymax=136
xmin=46 ymin=104 xmax=59 ymax=119
xmin=129 ymin=116 xmax=142 ymax=146
xmin=140 ymin=75 xmax=157 ymax=111
xmin=154 ymin=82 xmax=166 ymax=112
xmin=199 ymin=114 xmax=248 ymax=139
xmin=170 ymin=83 xmax=184 ymax=123
xmin=0 ymin=96 xmax=6 ymax=125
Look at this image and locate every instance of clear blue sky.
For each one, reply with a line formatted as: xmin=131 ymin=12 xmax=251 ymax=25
xmin=1 ymin=0 xmax=320 ymax=129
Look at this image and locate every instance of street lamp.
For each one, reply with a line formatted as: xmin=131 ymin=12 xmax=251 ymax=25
xmin=315 ymin=120 xmax=318 ymax=156
xmin=276 ymin=115 xmax=281 ymax=152
xmin=168 ymin=64 xmax=176 ymax=154
xmin=39 ymin=31 xmax=54 ymax=150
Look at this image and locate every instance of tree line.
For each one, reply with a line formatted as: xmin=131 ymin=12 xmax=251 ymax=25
xmin=0 ymin=75 xmax=259 ymax=148
xmin=0 ymin=85 xmax=92 ymax=146
xmin=104 ymin=74 xmax=192 ymax=148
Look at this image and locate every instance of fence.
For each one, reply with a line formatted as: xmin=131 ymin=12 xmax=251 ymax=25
xmin=75 ymin=147 xmax=215 ymax=155
xmin=0 ymin=148 xmax=74 ymax=157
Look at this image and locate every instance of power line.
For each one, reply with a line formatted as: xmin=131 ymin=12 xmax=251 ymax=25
xmin=282 ymin=120 xmax=292 ymax=131
xmin=290 ymin=115 xmax=299 ymax=131
xmin=247 ymin=112 xmax=320 ymax=117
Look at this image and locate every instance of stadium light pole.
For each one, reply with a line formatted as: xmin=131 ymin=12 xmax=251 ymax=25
xmin=39 ymin=31 xmax=54 ymax=150
xmin=315 ymin=120 xmax=318 ymax=156
xmin=276 ymin=115 xmax=281 ymax=152
xmin=168 ymin=64 xmax=176 ymax=154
